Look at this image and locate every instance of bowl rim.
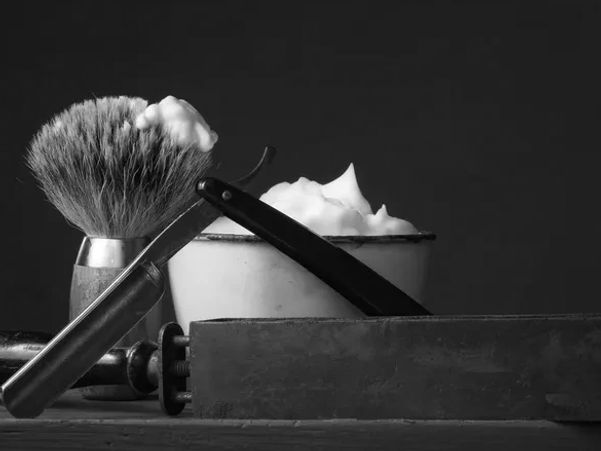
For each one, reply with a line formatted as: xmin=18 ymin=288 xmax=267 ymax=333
xmin=193 ymin=232 xmax=436 ymax=243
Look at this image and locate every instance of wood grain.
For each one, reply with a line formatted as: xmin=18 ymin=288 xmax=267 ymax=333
xmin=2 ymin=420 xmax=601 ymax=451
xmin=1 ymin=392 xmax=601 ymax=451
xmin=190 ymin=314 xmax=601 ymax=421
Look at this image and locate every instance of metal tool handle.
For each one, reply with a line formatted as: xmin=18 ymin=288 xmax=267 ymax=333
xmin=0 ymin=330 xmax=158 ymax=392
xmin=0 ymin=331 xmax=51 ymax=383
xmin=197 ymin=178 xmax=431 ymax=316
xmin=1 ymin=263 xmax=164 ymax=417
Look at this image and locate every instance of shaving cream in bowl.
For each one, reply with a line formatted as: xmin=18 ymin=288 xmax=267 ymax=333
xmin=168 ymin=164 xmax=434 ymax=333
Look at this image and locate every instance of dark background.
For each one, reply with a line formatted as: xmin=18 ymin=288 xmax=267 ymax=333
xmin=1 ymin=0 xmax=599 ymax=333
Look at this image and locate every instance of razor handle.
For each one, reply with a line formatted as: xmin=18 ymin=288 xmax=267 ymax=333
xmin=0 ymin=262 xmax=166 ymax=418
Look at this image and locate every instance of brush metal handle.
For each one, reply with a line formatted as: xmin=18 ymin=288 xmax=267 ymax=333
xmin=1 ymin=263 xmax=165 ymax=418
xmin=197 ymin=178 xmax=431 ymax=316
xmin=70 ymin=236 xmax=164 ymax=400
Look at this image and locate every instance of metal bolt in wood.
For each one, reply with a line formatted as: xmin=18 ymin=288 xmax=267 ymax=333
xmin=158 ymin=322 xmax=190 ymax=416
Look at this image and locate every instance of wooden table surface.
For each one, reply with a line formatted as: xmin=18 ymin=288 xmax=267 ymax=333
xmin=1 ymin=391 xmax=601 ymax=450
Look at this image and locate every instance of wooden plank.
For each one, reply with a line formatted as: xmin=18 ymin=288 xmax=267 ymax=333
xmin=2 ymin=421 xmax=601 ymax=451
xmin=1 ymin=392 xmax=601 ymax=450
xmin=1 ymin=415 xmax=601 ymax=450
xmin=190 ymin=314 xmax=601 ymax=420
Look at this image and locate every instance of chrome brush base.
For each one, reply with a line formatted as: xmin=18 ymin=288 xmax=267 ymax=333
xmin=70 ymin=236 xmax=163 ymax=400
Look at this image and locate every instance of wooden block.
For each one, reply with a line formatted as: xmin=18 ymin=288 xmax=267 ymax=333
xmin=189 ymin=314 xmax=601 ymax=420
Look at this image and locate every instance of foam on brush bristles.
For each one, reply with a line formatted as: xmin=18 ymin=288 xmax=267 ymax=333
xmin=27 ymin=96 xmax=214 ymax=238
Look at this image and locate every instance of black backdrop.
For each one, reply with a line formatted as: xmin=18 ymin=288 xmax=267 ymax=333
xmin=1 ymin=0 xmax=599 ymax=333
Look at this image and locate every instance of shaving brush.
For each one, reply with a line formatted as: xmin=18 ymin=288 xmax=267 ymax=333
xmin=27 ymin=96 xmax=215 ymax=399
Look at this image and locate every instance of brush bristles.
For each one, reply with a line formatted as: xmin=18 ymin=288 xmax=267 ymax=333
xmin=27 ymin=96 xmax=214 ymax=238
